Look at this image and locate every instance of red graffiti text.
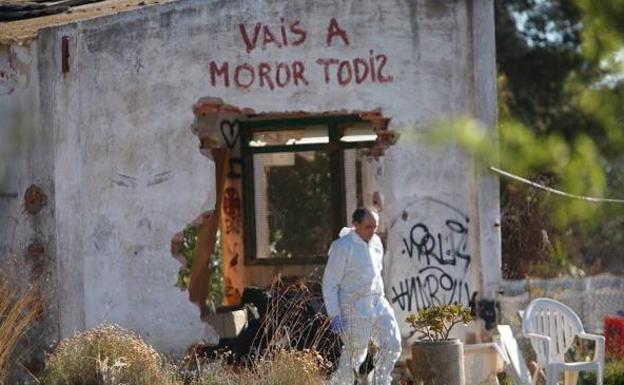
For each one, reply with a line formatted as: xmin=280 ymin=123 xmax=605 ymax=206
xmin=209 ymin=60 xmax=309 ymax=89
xmin=239 ymin=19 xmax=307 ymax=54
xmin=316 ymin=50 xmax=393 ymax=86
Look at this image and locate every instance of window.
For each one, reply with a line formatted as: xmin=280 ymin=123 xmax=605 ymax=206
xmin=240 ymin=115 xmax=377 ymax=264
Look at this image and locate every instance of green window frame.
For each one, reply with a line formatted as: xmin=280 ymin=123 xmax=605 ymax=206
xmin=240 ymin=114 xmax=375 ymax=265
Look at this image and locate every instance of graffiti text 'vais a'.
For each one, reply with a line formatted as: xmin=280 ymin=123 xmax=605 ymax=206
xmin=209 ymin=18 xmax=394 ymax=90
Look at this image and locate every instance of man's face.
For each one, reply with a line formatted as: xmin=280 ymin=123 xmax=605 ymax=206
xmin=354 ymin=213 xmax=378 ymax=241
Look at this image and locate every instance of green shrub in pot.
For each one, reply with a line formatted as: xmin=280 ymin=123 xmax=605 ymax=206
xmin=405 ymin=304 xmax=473 ymax=385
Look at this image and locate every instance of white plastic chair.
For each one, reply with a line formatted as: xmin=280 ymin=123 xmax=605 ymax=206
xmin=522 ymin=298 xmax=605 ymax=385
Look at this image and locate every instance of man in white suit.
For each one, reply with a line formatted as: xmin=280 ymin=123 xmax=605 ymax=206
xmin=322 ymin=208 xmax=402 ymax=385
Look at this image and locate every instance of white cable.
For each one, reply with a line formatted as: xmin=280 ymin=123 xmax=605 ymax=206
xmin=489 ymin=166 xmax=624 ymax=204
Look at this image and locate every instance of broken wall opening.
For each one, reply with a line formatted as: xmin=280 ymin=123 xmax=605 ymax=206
xmin=172 ymin=97 xmax=398 ymax=322
xmin=171 ymin=218 xmax=224 ymax=313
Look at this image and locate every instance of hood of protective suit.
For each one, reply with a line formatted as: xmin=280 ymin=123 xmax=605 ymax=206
xmin=338 ymin=227 xmax=353 ymax=238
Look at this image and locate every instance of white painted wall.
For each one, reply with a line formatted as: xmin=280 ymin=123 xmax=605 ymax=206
xmin=34 ymin=17 xmax=218 ymax=352
xmin=1 ymin=0 xmax=499 ymax=352
xmin=1 ymin=43 xmax=42 ymax=265
xmin=0 ymin=38 xmax=59 ymax=339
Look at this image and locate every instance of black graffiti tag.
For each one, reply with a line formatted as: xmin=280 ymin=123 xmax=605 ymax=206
xmin=390 ymin=266 xmax=475 ymax=312
xmin=390 ymin=204 xmax=475 ymax=313
xmin=402 ymin=219 xmax=470 ymax=272
xmin=218 ymin=119 xmax=243 ymax=179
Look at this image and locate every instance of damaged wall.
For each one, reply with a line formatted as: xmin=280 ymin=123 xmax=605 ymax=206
xmin=1 ymin=0 xmax=499 ymax=353
xmin=35 ymin=18 xmax=216 ymax=352
xmin=183 ymin=0 xmax=500 ymax=338
xmin=0 ymin=40 xmax=59 ymax=373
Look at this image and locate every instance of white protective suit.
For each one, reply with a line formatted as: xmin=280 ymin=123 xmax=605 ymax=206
xmin=322 ymin=227 xmax=402 ymax=385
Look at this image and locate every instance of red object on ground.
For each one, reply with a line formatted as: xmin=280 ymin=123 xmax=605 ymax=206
xmin=604 ymin=315 xmax=624 ymax=358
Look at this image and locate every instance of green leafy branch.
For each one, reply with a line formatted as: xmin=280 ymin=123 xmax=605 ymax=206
xmin=405 ymin=304 xmax=473 ymax=342
xmin=174 ymin=226 xmax=223 ymax=308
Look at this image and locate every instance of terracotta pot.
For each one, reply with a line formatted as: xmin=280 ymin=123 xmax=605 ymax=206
xmin=408 ymin=338 xmax=465 ymax=385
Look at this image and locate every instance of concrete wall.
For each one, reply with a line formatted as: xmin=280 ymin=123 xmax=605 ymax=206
xmin=0 ymin=41 xmax=60 ymax=369
xmin=0 ymin=43 xmax=44 ymax=270
xmin=33 ymin=16 xmax=217 ymax=352
xmin=1 ymin=0 xmax=499 ymax=352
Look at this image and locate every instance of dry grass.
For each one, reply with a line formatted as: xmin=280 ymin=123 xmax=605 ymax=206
xmin=250 ymin=279 xmax=340 ymax=366
xmin=42 ymin=279 xmax=335 ymax=385
xmin=186 ymin=349 xmax=329 ymax=385
xmin=244 ymin=280 xmax=336 ymax=385
xmin=182 ymin=278 xmax=335 ymax=385
xmin=255 ymin=349 xmax=330 ymax=385
xmin=42 ymin=324 xmax=173 ymax=385
xmin=185 ymin=360 xmax=240 ymax=385
xmin=0 ymin=276 xmax=42 ymax=384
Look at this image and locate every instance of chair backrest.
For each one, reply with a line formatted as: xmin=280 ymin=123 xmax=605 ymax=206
xmin=522 ymin=298 xmax=585 ymax=364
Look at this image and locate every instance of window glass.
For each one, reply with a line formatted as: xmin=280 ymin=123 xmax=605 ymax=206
xmin=250 ymin=126 xmax=328 ymax=147
xmin=241 ymin=116 xmax=376 ymax=263
xmin=253 ymin=151 xmax=334 ymax=259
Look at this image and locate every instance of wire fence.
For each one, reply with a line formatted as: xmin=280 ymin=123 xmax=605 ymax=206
xmin=498 ymin=273 xmax=624 ymax=333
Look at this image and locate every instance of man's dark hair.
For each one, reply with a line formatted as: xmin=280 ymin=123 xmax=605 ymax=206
xmin=352 ymin=207 xmax=376 ymax=223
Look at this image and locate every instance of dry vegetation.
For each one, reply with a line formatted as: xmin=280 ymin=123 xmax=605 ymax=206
xmin=41 ymin=280 xmax=336 ymax=385
xmin=0 ymin=275 xmax=42 ymax=384
xmin=250 ymin=280 xmax=339 ymax=363
xmin=182 ymin=280 xmax=336 ymax=385
xmin=42 ymin=324 xmax=172 ymax=385
xmin=185 ymin=349 xmax=330 ymax=385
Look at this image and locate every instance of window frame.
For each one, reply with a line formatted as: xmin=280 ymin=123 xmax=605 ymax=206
xmin=240 ymin=114 xmax=375 ymax=265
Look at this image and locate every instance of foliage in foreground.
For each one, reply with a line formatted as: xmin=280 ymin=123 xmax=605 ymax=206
xmin=42 ymin=324 xmax=171 ymax=385
xmin=182 ymin=280 xmax=335 ymax=385
xmin=581 ymin=357 xmax=624 ymax=385
xmin=411 ymin=1 xmax=624 ymax=279
xmin=43 ymin=281 xmax=335 ymax=385
xmin=187 ymin=349 xmax=329 ymax=385
xmin=255 ymin=349 xmax=330 ymax=385
xmin=173 ymin=226 xmax=223 ymax=310
xmin=405 ymin=303 xmax=473 ymax=342
xmin=0 ymin=276 xmax=41 ymax=384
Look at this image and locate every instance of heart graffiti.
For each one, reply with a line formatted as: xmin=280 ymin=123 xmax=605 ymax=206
xmin=220 ymin=119 xmax=240 ymax=149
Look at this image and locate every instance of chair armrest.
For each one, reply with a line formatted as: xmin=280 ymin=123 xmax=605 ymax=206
xmin=579 ymin=332 xmax=605 ymax=363
xmin=524 ymin=332 xmax=551 ymax=360
xmin=525 ymin=333 xmax=551 ymax=342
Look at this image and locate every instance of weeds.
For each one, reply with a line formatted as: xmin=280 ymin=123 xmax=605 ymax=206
xmin=42 ymin=324 xmax=171 ymax=385
xmin=249 ymin=278 xmax=340 ymax=367
xmin=185 ymin=349 xmax=329 ymax=385
xmin=181 ymin=277 xmax=336 ymax=385
xmin=581 ymin=357 xmax=624 ymax=385
xmin=254 ymin=349 xmax=330 ymax=385
xmin=0 ymin=275 xmax=42 ymax=384
xmin=41 ymin=278 xmax=349 ymax=385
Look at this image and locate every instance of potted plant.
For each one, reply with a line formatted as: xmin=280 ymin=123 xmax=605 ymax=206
xmin=405 ymin=303 xmax=473 ymax=385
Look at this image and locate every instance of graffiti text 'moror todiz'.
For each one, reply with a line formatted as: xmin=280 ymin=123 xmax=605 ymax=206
xmin=209 ymin=18 xmax=394 ymax=89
